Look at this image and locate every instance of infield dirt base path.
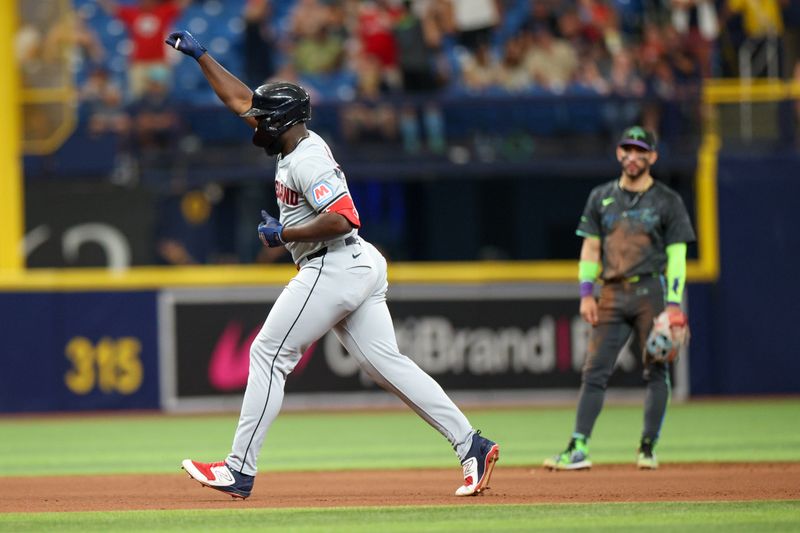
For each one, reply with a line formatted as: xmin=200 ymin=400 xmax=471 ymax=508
xmin=3 ymin=463 xmax=798 ymax=513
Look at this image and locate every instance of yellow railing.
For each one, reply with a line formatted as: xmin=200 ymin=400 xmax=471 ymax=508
xmin=703 ymin=78 xmax=800 ymax=103
xmin=17 ymin=0 xmax=77 ymax=155
xmin=20 ymin=87 xmax=78 ymax=155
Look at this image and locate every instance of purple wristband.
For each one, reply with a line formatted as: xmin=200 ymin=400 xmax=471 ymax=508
xmin=579 ymin=281 xmax=594 ymax=298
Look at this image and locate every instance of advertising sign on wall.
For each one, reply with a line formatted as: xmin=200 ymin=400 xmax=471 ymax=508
xmin=160 ymin=285 xmax=687 ymax=411
xmin=25 ymin=182 xmax=155 ymax=268
xmin=0 ymin=292 xmax=160 ymax=413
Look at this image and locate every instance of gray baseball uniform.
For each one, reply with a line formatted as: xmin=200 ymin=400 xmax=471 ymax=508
xmin=226 ymin=131 xmax=475 ymax=475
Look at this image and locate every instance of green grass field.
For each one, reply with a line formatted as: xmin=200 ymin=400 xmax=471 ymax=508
xmin=1 ymin=399 xmax=798 ymax=532
xmin=2 ymin=502 xmax=799 ymax=533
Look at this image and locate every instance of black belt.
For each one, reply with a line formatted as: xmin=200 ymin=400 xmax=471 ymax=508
xmin=302 ymin=236 xmax=358 ymax=263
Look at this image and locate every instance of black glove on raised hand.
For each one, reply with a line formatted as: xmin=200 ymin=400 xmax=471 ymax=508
xmin=165 ymin=30 xmax=207 ymax=60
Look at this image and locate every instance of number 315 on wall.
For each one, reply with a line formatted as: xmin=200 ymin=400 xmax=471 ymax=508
xmin=64 ymin=337 xmax=143 ymax=395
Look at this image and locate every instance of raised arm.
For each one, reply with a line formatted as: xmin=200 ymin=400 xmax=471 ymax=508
xmin=196 ymin=54 xmax=255 ymax=121
xmin=165 ymin=30 xmax=258 ymax=127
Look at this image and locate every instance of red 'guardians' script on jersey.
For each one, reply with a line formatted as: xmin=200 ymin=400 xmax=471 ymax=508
xmin=275 ymin=180 xmax=299 ymax=206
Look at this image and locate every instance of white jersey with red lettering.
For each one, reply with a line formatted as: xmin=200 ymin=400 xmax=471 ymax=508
xmin=225 ymin=129 xmax=477 ymax=481
xmin=274 ymin=130 xmax=359 ymax=264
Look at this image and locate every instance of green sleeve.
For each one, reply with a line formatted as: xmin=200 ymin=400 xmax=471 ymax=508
xmin=665 ymin=243 xmax=687 ymax=304
xmin=578 ymin=260 xmax=600 ymax=282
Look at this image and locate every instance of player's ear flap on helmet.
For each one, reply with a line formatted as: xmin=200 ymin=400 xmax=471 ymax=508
xmin=252 ymin=118 xmax=285 ymax=155
xmin=252 ymin=119 xmax=271 ymax=146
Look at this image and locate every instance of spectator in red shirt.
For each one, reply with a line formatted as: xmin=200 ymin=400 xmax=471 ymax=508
xmin=97 ymin=0 xmax=190 ymax=99
xmin=356 ymin=0 xmax=404 ymax=88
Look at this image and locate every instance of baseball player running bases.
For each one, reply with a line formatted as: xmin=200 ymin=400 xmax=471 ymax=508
xmin=166 ymin=30 xmax=498 ymax=499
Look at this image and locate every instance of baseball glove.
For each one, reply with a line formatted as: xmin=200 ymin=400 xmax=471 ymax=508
xmin=646 ymin=309 xmax=689 ymax=363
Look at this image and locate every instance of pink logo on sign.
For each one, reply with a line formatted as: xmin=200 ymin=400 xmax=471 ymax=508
xmin=208 ymin=321 xmax=318 ymax=390
xmin=208 ymin=322 xmax=258 ymax=391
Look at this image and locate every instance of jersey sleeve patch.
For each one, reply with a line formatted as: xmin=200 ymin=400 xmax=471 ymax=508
xmin=312 ymin=181 xmax=334 ymax=206
xmin=325 ymin=195 xmax=361 ymax=228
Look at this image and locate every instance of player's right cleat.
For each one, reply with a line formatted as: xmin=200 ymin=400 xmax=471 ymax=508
xmin=636 ymin=437 xmax=659 ymax=470
xmin=181 ymin=459 xmax=254 ymax=499
xmin=455 ymin=431 xmax=500 ymax=496
xmin=543 ymin=437 xmax=592 ymax=470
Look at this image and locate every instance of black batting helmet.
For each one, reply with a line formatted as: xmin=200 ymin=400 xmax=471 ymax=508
xmin=240 ymin=81 xmax=311 ymax=138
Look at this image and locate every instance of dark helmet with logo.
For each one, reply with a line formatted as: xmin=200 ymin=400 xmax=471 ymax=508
xmin=241 ymin=82 xmax=311 ymax=154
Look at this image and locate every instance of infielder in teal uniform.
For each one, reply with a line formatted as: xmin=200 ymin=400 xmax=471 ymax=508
xmin=166 ymin=30 xmax=499 ymax=499
xmin=544 ymin=126 xmax=695 ymax=470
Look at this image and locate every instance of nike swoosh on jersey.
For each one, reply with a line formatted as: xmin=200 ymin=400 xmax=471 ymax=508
xmin=352 ymin=252 xmax=362 ymax=259
xmin=602 ymin=197 xmax=615 ymax=206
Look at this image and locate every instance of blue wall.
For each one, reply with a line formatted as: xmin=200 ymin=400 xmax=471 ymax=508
xmin=2 ymin=152 xmax=799 ymax=413
xmin=689 ymin=154 xmax=800 ymax=394
xmin=0 ymin=292 xmax=160 ymax=412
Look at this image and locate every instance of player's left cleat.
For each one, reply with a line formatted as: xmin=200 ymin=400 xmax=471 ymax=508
xmin=543 ymin=437 xmax=592 ymax=470
xmin=636 ymin=438 xmax=659 ymax=470
xmin=455 ymin=431 xmax=500 ymax=496
xmin=181 ymin=459 xmax=254 ymax=499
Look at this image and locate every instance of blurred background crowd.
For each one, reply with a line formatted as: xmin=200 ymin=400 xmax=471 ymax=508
xmin=14 ymin=0 xmax=800 ymax=267
xmin=20 ymin=0 xmax=800 ymax=103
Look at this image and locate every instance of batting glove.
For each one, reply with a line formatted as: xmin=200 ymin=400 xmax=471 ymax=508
xmin=258 ymin=210 xmax=285 ymax=248
xmin=165 ymin=30 xmax=207 ymax=60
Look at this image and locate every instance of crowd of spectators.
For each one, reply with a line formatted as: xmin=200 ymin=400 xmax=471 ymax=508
xmin=67 ymin=0 xmax=798 ymax=100
xmin=19 ymin=0 xmax=799 ymax=110
xmin=42 ymin=0 xmax=795 ymax=152
xmin=7 ymin=0 xmax=777 ymax=143
xmin=16 ymin=0 xmax=800 ymax=265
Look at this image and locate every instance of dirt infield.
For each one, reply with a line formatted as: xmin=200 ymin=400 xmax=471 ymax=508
xmin=2 ymin=463 xmax=798 ymax=513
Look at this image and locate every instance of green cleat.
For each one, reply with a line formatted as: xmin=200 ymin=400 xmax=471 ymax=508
xmin=543 ymin=437 xmax=591 ymax=470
